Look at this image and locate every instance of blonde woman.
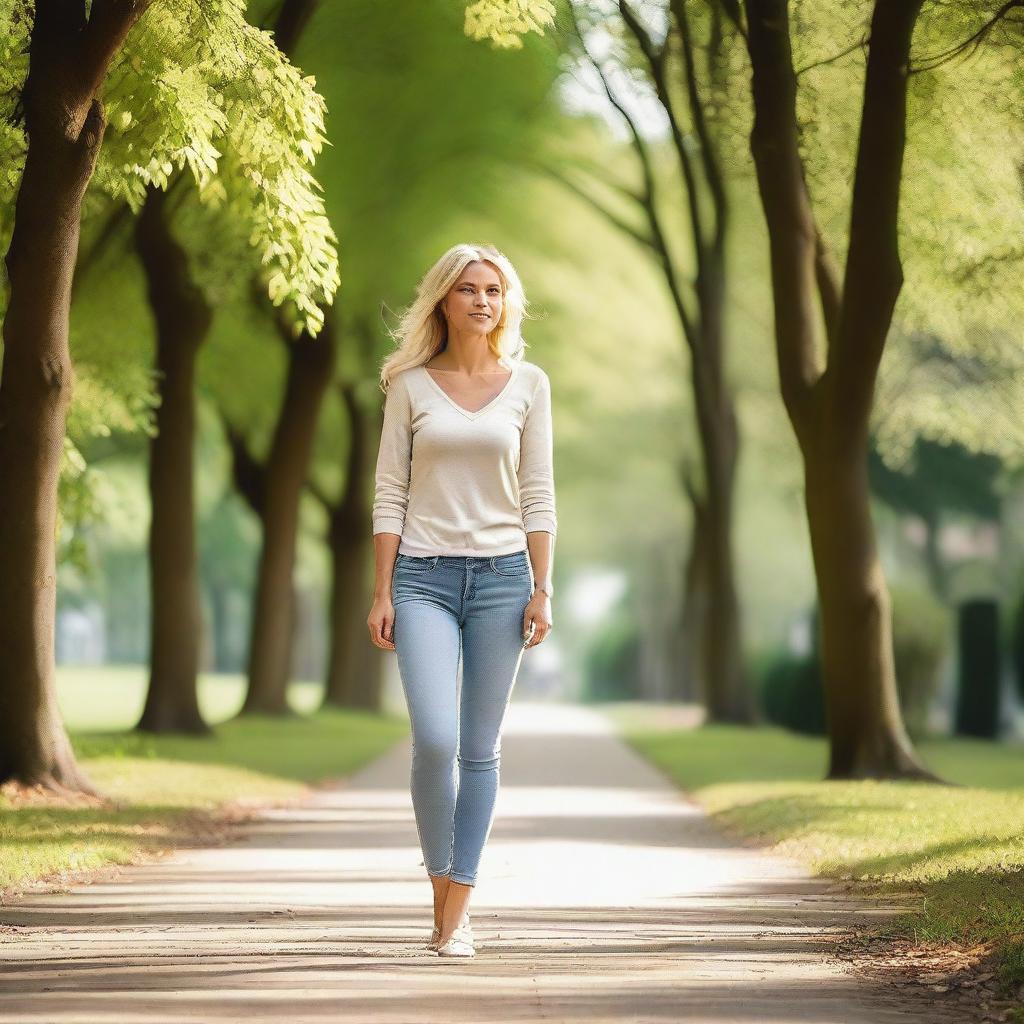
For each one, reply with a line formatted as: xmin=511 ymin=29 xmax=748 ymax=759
xmin=367 ymin=243 xmax=556 ymax=958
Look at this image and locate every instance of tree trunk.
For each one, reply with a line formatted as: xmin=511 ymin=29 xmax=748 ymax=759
xmin=921 ymin=509 xmax=948 ymax=602
xmin=0 ymin=76 xmax=111 ymax=791
xmin=743 ymin=0 xmax=936 ymax=779
xmin=207 ymin=581 xmax=233 ymax=673
xmin=240 ymin=322 xmax=336 ymax=715
xmin=133 ymin=187 xmax=211 ymax=735
xmin=0 ymin=0 xmax=156 ymax=788
xmin=676 ymin=471 xmax=707 ymax=703
xmin=689 ymin=264 xmax=752 ymax=722
xmin=805 ymin=440 xmax=929 ymax=777
xmin=568 ymin=3 xmax=749 ymax=719
xmin=322 ymin=382 xmax=381 ymax=708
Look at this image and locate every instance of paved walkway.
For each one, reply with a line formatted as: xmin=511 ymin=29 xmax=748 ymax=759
xmin=0 ymin=703 xmax=948 ymax=1022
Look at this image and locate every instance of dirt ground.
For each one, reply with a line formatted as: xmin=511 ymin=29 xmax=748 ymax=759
xmin=0 ymin=702 xmax=1003 ymax=1023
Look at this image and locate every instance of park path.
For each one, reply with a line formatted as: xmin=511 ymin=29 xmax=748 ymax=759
xmin=0 ymin=702 xmax=950 ymax=1023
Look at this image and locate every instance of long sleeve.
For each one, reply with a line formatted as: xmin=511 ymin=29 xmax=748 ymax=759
xmin=372 ymin=373 xmax=413 ymax=536
xmin=517 ymin=369 xmax=557 ymax=535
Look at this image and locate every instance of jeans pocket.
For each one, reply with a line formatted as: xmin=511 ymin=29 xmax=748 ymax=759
xmin=490 ymin=551 xmax=531 ymax=577
xmin=396 ymin=554 xmax=439 ymax=572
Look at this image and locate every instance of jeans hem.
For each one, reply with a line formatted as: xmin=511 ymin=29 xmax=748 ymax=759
xmin=448 ymin=872 xmax=477 ymax=886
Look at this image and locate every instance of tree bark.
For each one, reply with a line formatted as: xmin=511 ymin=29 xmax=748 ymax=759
xmin=743 ymin=0 xmax=936 ymax=778
xmin=0 ymin=0 xmax=151 ymax=790
xmin=676 ymin=464 xmax=707 ymax=703
xmin=133 ymin=186 xmax=212 ymax=734
xmin=691 ymin=265 xmax=749 ymax=721
xmin=580 ymin=2 xmax=751 ymax=721
xmin=239 ymin=320 xmax=336 ymax=715
xmin=921 ymin=509 xmax=948 ymax=602
xmin=321 ymin=381 xmax=381 ymax=709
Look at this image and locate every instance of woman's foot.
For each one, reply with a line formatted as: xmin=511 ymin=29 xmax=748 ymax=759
xmin=437 ymin=926 xmax=474 ymax=957
xmin=435 ymin=912 xmax=473 ymax=956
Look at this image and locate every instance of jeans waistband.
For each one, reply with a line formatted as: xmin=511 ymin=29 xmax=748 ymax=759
xmin=400 ymin=549 xmax=527 ymax=563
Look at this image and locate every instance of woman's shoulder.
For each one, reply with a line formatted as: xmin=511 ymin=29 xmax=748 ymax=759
xmin=514 ymin=359 xmax=551 ymax=390
xmin=386 ymin=364 xmax=423 ymax=395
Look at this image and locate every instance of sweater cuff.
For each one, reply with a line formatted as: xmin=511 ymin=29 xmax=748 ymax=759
xmin=523 ymin=514 xmax=557 ymax=535
xmin=373 ymin=518 xmax=406 ymax=537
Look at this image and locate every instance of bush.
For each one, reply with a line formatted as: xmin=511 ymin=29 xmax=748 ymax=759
xmin=955 ymin=598 xmax=1001 ymax=739
xmin=759 ymin=648 xmax=826 ymax=735
xmin=889 ymin=584 xmax=952 ymax=738
xmin=582 ymin=615 xmax=643 ymax=703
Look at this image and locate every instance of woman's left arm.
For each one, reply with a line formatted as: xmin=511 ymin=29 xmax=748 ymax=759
xmin=518 ymin=369 xmax=557 ymax=646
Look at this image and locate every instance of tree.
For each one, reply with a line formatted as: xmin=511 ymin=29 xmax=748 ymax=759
xmin=0 ymin=0 xmax=337 ymax=789
xmin=133 ymin=184 xmax=212 ymax=733
xmin=556 ymin=0 xmax=751 ymax=721
xmin=737 ymin=0 xmax=936 ymax=778
xmin=131 ymin=0 xmax=325 ymax=731
xmin=238 ymin=304 xmax=336 ymax=715
xmin=313 ymin=373 xmax=383 ymax=710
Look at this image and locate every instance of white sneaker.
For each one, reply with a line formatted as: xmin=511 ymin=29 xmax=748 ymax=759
xmin=436 ymin=913 xmax=474 ymax=957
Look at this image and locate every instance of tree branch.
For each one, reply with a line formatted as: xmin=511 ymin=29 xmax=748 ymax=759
xmin=912 ymin=0 xmax=1023 ymax=73
xmin=80 ymin=0 xmax=153 ymax=105
xmin=524 ymin=158 xmax=656 ymax=251
xmin=568 ymin=1 xmax=699 ymax=349
xmin=832 ymin=0 xmax=924 ymax=431
xmin=743 ymin=0 xmax=825 ymax=433
xmin=670 ymin=0 xmax=729 ymax=256
xmin=220 ymin=413 xmax=266 ymax=517
xmin=814 ymin=226 xmax=842 ymax=349
xmin=620 ymin=0 xmax=710 ymax=273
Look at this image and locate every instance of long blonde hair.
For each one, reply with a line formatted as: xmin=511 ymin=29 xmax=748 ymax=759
xmin=379 ymin=243 xmax=530 ymax=392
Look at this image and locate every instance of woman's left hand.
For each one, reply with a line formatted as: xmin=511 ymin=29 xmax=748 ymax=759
xmin=523 ymin=592 xmax=552 ymax=648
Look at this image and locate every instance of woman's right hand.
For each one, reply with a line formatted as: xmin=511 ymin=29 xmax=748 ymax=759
xmin=368 ymin=596 xmax=396 ymax=651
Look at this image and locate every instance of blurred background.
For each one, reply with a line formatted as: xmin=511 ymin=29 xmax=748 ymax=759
xmin=47 ymin=0 xmax=1024 ymax=751
xmin=5 ymin=1 xmax=1024 ymax=995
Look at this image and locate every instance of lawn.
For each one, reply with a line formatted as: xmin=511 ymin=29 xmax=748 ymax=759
xmin=604 ymin=702 xmax=1024 ymax=993
xmin=0 ymin=666 xmax=409 ymax=899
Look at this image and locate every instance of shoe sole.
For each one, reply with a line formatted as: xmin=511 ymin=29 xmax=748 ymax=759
xmin=427 ymin=920 xmax=471 ymax=945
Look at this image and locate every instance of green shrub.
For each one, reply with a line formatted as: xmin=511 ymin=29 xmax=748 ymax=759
xmin=582 ymin=615 xmax=643 ymax=703
xmin=889 ymin=584 xmax=952 ymax=738
xmin=955 ymin=598 xmax=1001 ymax=739
xmin=759 ymin=648 xmax=826 ymax=735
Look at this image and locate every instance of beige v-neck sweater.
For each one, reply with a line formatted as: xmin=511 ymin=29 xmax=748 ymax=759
xmin=372 ymin=359 xmax=557 ymax=557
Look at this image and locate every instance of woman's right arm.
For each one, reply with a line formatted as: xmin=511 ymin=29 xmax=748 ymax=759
xmin=368 ymin=374 xmax=412 ymax=650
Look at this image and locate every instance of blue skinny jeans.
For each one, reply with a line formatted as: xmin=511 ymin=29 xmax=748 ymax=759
xmin=391 ymin=549 xmax=534 ymax=886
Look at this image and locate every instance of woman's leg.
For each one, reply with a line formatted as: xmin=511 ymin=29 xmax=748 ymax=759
xmin=393 ymin=595 xmax=462 ymax=886
xmin=449 ymin=559 xmax=532 ymax=890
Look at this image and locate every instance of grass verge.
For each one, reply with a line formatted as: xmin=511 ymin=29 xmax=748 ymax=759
xmin=1 ymin=668 xmax=409 ymax=900
xmin=604 ymin=703 xmax=1024 ymax=1006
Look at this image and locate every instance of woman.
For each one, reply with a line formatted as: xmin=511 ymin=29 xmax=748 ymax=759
xmin=367 ymin=242 xmax=556 ymax=958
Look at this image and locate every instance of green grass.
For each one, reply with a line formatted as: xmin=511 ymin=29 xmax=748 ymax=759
xmin=604 ymin=702 xmax=1024 ymax=993
xmin=0 ymin=667 xmax=409 ymax=898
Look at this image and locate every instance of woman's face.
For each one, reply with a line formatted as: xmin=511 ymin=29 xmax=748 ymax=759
xmin=442 ymin=261 xmax=503 ymax=337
